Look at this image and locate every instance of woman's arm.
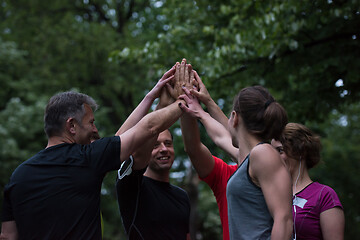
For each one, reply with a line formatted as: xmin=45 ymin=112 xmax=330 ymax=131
xmin=249 ymin=144 xmax=293 ymax=240
xmin=179 ymin=88 xmax=238 ymax=162
xmin=190 ymin=71 xmax=229 ymax=128
xmin=320 ymin=207 xmax=345 ymax=240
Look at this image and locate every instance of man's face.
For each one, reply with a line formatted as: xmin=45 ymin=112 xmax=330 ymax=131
xmin=148 ymin=130 xmax=175 ymax=172
xmin=74 ymin=104 xmax=99 ymax=145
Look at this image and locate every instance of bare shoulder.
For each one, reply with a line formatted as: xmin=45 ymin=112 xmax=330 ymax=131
xmin=249 ymin=143 xmax=289 ymax=187
xmin=250 ymin=143 xmax=284 ymax=171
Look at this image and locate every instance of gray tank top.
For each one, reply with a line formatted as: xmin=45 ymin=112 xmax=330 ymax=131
xmin=226 ymin=155 xmax=273 ymax=240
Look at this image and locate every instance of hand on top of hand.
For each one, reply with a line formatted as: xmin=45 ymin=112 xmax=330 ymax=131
xmin=178 ymin=87 xmax=205 ymax=119
xmin=173 ymin=58 xmax=197 ymax=98
xmin=155 ymin=58 xmax=206 ymax=110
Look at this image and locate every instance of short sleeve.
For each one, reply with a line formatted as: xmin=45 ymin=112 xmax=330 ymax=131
xmin=201 ymin=156 xmax=237 ymax=197
xmin=86 ymin=136 xmax=121 ymax=174
xmin=1 ymin=183 xmax=15 ymax=222
xmin=319 ymin=185 xmax=343 ymax=213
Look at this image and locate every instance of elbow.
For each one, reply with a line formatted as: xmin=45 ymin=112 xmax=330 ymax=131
xmin=273 ymin=212 xmax=293 ymax=239
xmin=183 ymin=141 xmax=199 ymax=157
xmin=141 ymin=115 xmax=161 ymax=139
xmin=282 ymin=214 xmax=293 ymax=239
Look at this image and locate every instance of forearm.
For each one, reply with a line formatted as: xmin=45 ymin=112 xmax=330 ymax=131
xmin=119 ymin=99 xmax=184 ymax=161
xmin=180 ymin=114 xmax=202 ymax=155
xmin=180 ymin=114 xmax=214 ymax=178
xmin=271 ymin=216 xmax=293 ymax=240
xmin=199 ymin=111 xmax=238 ymax=161
xmin=203 ymin=95 xmax=228 ymax=128
xmin=146 ymin=99 xmax=184 ymax=135
xmin=116 ymin=94 xmax=155 ymax=135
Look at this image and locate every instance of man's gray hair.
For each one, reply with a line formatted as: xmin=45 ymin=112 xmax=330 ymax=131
xmin=44 ymin=91 xmax=98 ymax=137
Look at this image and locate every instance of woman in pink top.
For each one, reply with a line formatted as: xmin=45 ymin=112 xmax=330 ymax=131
xmin=271 ymin=123 xmax=345 ymax=240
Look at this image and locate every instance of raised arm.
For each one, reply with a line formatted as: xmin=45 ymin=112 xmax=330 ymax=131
xmin=177 ymin=61 xmax=215 ymax=178
xmin=118 ymin=99 xmax=184 ymax=162
xmin=250 ymin=144 xmax=293 ymax=240
xmin=116 ymin=65 xmax=175 ymax=135
xmin=180 ymin=113 xmax=214 ymax=178
xmin=179 ymin=88 xmax=238 ymax=162
xmin=190 ymin=71 xmax=229 ymax=128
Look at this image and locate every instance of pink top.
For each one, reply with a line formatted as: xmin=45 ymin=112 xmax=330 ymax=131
xmin=293 ymin=182 xmax=343 ymax=239
xmin=200 ymin=156 xmax=237 ymax=240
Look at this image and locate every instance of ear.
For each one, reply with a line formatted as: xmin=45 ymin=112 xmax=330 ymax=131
xmin=66 ymin=118 xmax=76 ymax=135
xmin=230 ymin=111 xmax=239 ymax=128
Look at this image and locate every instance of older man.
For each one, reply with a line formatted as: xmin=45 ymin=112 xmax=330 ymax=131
xmin=0 ymin=66 xmax=185 ymax=239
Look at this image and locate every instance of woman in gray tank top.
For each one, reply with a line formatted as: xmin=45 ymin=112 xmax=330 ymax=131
xmin=179 ymin=82 xmax=293 ymax=239
xmin=224 ymin=86 xmax=293 ymax=240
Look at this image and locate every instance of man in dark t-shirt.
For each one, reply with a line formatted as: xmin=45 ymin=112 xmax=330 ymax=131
xmin=1 ymin=66 xmax=186 ymax=240
xmin=2 ymin=137 xmax=120 ymax=239
xmin=116 ymin=130 xmax=191 ymax=240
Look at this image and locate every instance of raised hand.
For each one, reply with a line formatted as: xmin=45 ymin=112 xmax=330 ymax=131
xmin=172 ymin=58 xmax=195 ymax=98
xmin=147 ymin=65 xmax=175 ymax=101
xmin=190 ymin=70 xmax=211 ymax=104
xmin=178 ymin=87 xmax=206 ymax=119
xmin=157 ymin=85 xmax=175 ymax=109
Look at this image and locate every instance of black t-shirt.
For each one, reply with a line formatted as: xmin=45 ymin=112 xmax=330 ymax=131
xmin=2 ymin=136 xmax=120 ymax=240
xmin=116 ymin=170 xmax=191 ymax=240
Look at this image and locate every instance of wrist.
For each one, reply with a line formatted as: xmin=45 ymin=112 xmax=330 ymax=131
xmin=145 ymin=92 xmax=157 ymax=103
xmin=175 ymin=99 xmax=186 ymax=106
xmin=204 ymin=97 xmax=216 ymax=107
xmin=198 ymin=110 xmax=210 ymax=120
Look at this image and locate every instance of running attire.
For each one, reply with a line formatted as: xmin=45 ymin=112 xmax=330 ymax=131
xmin=292 ymin=182 xmax=343 ymax=239
xmin=200 ymin=156 xmax=237 ymax=240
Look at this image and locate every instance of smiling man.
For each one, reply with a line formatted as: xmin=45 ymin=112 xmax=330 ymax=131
xmin=116 ymin=129 xmax=191 ymax=240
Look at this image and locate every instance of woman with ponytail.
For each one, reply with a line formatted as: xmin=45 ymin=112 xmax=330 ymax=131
xmin=180 ymin=85 xmax=293 ymax=240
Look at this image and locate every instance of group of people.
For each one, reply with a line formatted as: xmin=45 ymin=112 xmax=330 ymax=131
xmin=0 ymin=58 xmax=344 ymax=240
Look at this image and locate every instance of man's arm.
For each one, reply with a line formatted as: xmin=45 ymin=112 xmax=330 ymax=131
xmin=116 ymin=66 xmax=175 ymax=135
xmin=250 ymin=144 xmax=293 ymax=240
xmin=115 ymin=65 xmax=176 ymax=168
xmin=0 ymin=221 xmax=18 ymax=240
xmin=118 ymin=99 xmax=184 ymax=162
xmin=180 ymin=113 xmax=215 ymax=178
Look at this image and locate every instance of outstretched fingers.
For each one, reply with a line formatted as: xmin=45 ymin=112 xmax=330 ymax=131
xmin=162 ymin=65 xmax=176 ymax=80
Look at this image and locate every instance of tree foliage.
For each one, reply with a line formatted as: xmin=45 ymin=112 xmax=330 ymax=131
xmin=0 ymin=0 xmax=359 ymax=239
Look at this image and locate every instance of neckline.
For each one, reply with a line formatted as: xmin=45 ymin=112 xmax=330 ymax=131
xmin=293 ymin=181 xmax=315 ymax=197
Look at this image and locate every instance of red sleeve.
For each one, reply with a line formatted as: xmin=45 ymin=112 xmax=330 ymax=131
xmin=200 ymin=156 xmax=237 ymax=202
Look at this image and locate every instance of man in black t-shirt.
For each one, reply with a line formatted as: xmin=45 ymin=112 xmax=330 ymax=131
xmin=1 ymin=65 xmax=187 ymax=239
xmin=116 ymin=129 xmax=191 ymax=240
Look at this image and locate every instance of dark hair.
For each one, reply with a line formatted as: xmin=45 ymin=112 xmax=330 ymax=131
xmin=44 ymin=91 xmax=98 ymax=137
xmin=233 ymin=85 xmax=288 ymax=141
xmin=278 ymin=123 xmax=322 ymax=169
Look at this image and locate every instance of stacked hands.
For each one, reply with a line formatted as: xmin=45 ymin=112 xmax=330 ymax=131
xmin=153 ymin=58 xmax=210 ymax=117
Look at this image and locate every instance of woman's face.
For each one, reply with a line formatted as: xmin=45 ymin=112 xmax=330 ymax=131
xmin=271 ymin=140 xmax=286 ymax=161
xmin=271 ymin=139 xmax=298 ymax=176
